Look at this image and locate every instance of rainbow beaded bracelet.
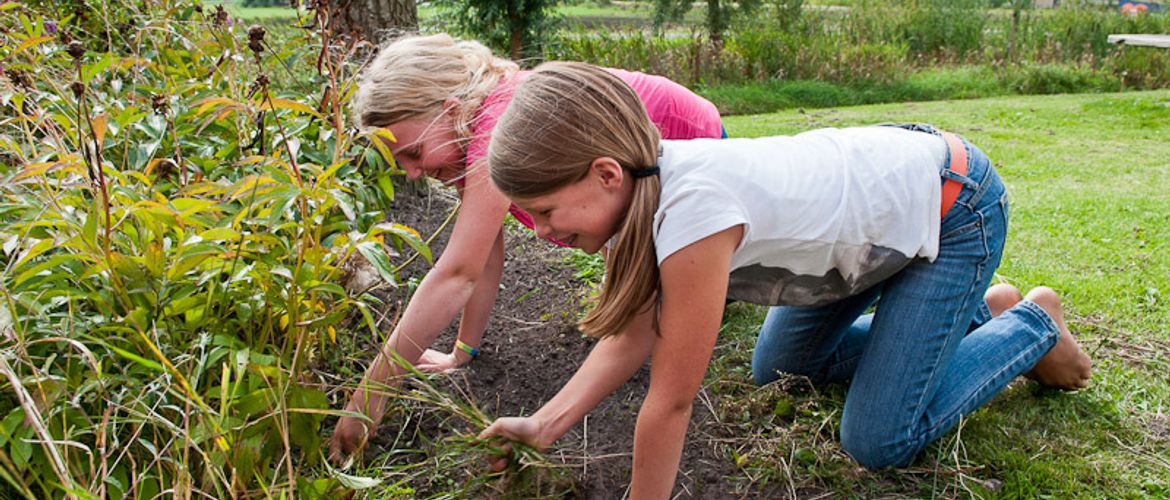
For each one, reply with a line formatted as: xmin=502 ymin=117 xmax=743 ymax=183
xmin=455 ymin=339 xmax=479 ymax=359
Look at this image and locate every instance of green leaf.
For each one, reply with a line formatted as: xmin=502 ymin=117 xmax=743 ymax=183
xmin=288 ymin=386 xmax=329 ymax=462
xmin=355 ymin=241 xmax=397 ymax=287
xmin=375 ymin=173 xmax=395 ymax=201
xmin=164 ymin=294 xmax=204 ymax=317
xmin=82 ymin=52 xmax=115 ymax=83
xmin=375 ymin=223 xmax=431 ymax=264
xmin=198 ymin=227 xmax=241 ymax=242
xmin=318 ymin=159 xmax=350 ymax=183
xmin=328 ymin=189 xmax=355 ymax=221
xmin=13 ymin=238 xmax=53 ymax=269
xmin=332 ymin=470 xmax=382 ymax=490
xmin=0 ymin=409 xmax=26 ymax=448
xmin=105 ymin=343 xmax=164 ymax=372
xmin=13 ymin=253 xmax=86 ymax=287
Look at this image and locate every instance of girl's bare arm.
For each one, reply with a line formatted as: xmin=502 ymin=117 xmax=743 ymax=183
xmin=630 ymin=225 xmax=741 ymax=498
xmin=332 ymin=160 xmax=513 ymax=457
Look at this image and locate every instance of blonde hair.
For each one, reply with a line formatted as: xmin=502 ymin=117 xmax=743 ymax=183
xmin=353 ymin=34 xmax=519 ymax=142
xmin=489 ymin=62 xmax=662 ymax=339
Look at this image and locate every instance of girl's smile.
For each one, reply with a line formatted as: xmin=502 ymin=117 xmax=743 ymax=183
xmin=512 ymin=158 xmax=634 ymax=254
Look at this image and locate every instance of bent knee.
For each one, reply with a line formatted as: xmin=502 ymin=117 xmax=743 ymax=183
xmin=839 ymin=426 xmax=920 ymax=469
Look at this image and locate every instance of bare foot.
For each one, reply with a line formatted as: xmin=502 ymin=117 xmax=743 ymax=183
xmin=1022 ymin=287 xmax=1092 ymax=390
xmin=985 ymin=283 xmax=1023 ymax=317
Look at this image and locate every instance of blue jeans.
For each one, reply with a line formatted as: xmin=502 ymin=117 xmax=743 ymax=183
xmin=750 ymin=126 xmax=1061 ymax=468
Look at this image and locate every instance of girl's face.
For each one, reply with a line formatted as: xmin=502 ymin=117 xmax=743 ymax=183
xmin=511 ymin=158 xmax=633 ymax=254
xmin=384 ymin=113 xmax=464 ymax=183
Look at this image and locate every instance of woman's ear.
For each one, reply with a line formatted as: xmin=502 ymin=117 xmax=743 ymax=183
xmin=590 ymin=157 xmax=625 ymax=189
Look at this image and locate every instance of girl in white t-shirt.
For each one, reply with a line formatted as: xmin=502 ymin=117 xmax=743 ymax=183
xmin=478 ymin=62 xmax=1091 ymax=496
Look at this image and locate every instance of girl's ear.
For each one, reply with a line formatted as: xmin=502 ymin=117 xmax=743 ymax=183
xmin=442 ymin=97 xmax=461 ymax=116
xmin=590 ymin=157 xmax=625 ymax=189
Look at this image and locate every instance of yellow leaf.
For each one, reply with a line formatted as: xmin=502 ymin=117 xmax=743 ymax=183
xmin=391 ymin=223 xmax=420 ymax=239
xmin=327 ymin=326 xmax=336 ymax=343
xmin=230 ymin=175 xmax=277 ymax=199
xmin=14 ymin=162 xmax=56 ymax=180
xmin=260 ymin=97 xmax=322 ymax=119
xmin=371 ymin=127 xmax=396 ymax=144
xmin=12 ymin=36 xmax=52 ymax=57
xmin=194 ymin=96 xmax=245 ymax=116
xmin=92 ymin=114 xmax=109 ymax=144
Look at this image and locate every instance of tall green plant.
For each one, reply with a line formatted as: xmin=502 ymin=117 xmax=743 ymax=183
xmin=0 ymin=1 xmax=427 ymax=497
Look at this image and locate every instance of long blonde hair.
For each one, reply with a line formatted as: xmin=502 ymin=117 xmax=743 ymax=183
xmin=488 ymin=62 xmax=662 ymax=339
xmin=353 ymin=33 xmax=519 ymax=142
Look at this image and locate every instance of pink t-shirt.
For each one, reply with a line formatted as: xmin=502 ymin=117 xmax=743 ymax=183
xmin=466 ymin=68 xmax=724 ymax=244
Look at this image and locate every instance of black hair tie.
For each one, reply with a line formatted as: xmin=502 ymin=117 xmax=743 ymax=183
xmin=630 ymin=166 xmax=660 ymax=178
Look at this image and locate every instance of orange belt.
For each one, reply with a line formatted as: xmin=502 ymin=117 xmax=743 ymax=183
xmin=939 ymin=131 xmax=968 ymax=218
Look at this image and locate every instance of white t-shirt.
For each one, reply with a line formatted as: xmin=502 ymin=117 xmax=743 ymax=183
xmin=654 ymin=126 xmax=949 ymax=306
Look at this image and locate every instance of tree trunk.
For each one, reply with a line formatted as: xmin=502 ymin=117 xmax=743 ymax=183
xmin=507 ymin=3 xmax=523 ymax=60
xmin=329 ymin=0 xmax=417 ymax=43
xmin=706 ymin=0 xmax=723 ymax=49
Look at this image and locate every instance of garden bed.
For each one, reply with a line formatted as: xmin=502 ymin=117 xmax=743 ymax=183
xmin=342 ymin=183 xmax=773 ymax=498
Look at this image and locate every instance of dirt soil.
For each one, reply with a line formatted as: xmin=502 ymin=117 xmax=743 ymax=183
xmin=346 ymin=183 xmax=779 ymax=499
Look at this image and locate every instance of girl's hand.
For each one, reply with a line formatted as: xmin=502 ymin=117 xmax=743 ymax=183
xmin=417 ymin=348 xmax=461 ymax=373
xmin=329 ymin=413 xmax=370 ymax=465
xmin=478 ymin=417 xmax=545 ymax=472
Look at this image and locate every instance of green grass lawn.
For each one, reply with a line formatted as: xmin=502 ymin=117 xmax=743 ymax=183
xmin=711 ymin=89 xmax=1170 ymax=497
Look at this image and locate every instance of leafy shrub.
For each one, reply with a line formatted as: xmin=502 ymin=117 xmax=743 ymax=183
xmin=898 ymin=0 xmax=987 ymax=59
xmin=0 ymin=1 xmax=425 ymax=497
xmin=1009 ymin=62 xmax=1122 ymax=94
xmin=550 ymin=1 xmax=1170 ymax=112
xmin=1111 ymin=46 xmax=1170 ymax=89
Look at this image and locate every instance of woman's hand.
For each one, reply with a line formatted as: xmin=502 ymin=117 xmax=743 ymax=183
xmin=416 ymin=348 xmax=462 ymax=373
xmin=329 ymin=412 xmax=371 ymax=465
xmin=477 ymin=416 xmax=546 ymax=472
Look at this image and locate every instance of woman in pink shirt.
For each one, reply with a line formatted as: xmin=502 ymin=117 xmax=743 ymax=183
xmin=330 ymin=33 xmax=724 ymax=461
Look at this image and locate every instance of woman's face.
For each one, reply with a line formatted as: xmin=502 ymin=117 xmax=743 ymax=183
xmin=510 ymin=158 xmax=634 ymax=254
xmin=383 ymin=114 xmax=464 ymax=183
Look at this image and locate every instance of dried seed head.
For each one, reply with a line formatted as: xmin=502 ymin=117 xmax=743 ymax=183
xmin=7 ymin=69 xmax=31 ymax=90
xmin=247 ymin=74 xmax=270 ymax=97
xmin=70 ymin=81 xmax=85 ymax=97
xmin=155 ymin=158 xmax=178 ymax=179
xmin=151 ymin=94 xmax=168 ymax=114
xmin=214 ymin=5 xmax=228 ymax=26
xmin=247 ymin=24 xmax=266 ymax=42
xmin=247 ymin=25 xmax=266 ymax=54
xmin=67 ymin=41 xmax=85 ymax=60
